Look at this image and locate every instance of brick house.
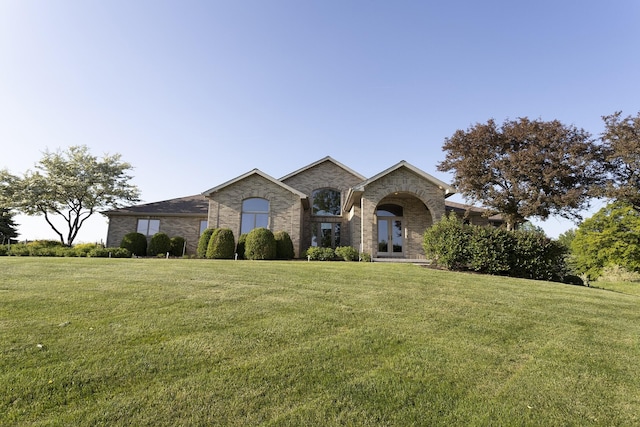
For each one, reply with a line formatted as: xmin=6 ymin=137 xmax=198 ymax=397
xmin=104 ymin=157 xmax=501 ymax=258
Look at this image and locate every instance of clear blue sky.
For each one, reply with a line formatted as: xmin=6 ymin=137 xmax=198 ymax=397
xmin=2 ymin=0 xmax=639 ymax=242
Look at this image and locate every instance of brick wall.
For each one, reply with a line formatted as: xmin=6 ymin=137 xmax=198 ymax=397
xmin=207 ymin=174 xmax=304 ymax=256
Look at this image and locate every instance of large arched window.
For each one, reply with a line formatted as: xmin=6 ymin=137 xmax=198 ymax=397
xmin=241 ymin=198 xmax=269 ymax=234
xmin=312 ymin=188 xmax=341 ymax=216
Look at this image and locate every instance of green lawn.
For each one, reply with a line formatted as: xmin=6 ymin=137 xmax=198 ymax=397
xmin=1 ymin=258 xmax=639 ymax=426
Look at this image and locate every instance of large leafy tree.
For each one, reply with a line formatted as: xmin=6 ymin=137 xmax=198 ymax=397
xmin=0 ymin=207 xmax=19 ymax=244
xmin=438 ymin=117 xmax=603 ymax=230
xmin=600 ymin=111 xmax=640 ymax=210
xmin=570 ymin=201 xmax=640 ymax=279
xmin=0 ymin=145 xmax=140 ymax=246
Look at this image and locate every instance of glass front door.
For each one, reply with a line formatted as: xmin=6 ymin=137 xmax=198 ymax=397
xmin=377 ymin=218 xmax=403 ymax=256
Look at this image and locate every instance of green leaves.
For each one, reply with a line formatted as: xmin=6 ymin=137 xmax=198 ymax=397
xmin=0 ymin=145 xmax=140 ymax=245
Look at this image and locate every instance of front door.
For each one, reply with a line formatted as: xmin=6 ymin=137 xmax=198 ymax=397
xmin=377 ymin=218 xmax=403 ymax=256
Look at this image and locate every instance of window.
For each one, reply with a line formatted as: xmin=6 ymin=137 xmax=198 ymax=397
xmin=199 ymin=220 xmax=208 ymax=235
xmin=312 ymin=189 xmax=341 ymax=216
xmin=241 ymin=198 xmax=269 ymax=235
xmin=137 ymin=219 xmax=160 ymax=236
xmin=311 ymin=222 xmax=341 ymax=248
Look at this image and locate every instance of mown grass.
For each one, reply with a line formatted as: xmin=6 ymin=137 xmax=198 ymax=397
xmin=1 ymin=258 xmax=639 ymax=426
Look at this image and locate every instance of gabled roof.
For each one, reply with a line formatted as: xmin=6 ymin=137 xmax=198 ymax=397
xmin=202 ymin=168 xmax=308 ymax=199
xmin=279 ymin=156 xmax=367 ymax=182
xmin=353 ymin=160 xmax=456 ymax=196
xmin=103 ymin=194 xmax=209 ymax=217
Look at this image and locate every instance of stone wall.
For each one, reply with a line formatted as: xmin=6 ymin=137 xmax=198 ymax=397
xmin=282 ymin=160 xmax=364 ymax=251
xmin=207 ymin=174 xmax=304 ymax=256
xmin=359 ymin=167 xmax=445 ymax=258
xmin=105 ymin=214 xmax=206 ymax=255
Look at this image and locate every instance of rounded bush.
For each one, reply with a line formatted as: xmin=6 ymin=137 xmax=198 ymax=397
xmin=206 ymin=228 xmax=235 ymax=259
xmin=120 ymin=232 xmax=147 ymax=257
xmin=169 ymin=236 xmax=186 ymax=257
xmin=197 ymin=228 xmax=217 ymax=258
xmin=148 ymin=232 xmax=171 ymax=256
xmin=245 ymin=227 xmax=276 ymax=260
xmin=236 ymin=234 xmax=247 ymax=259
xmin=335 ymin=246 xmax=359 ymax=261
xmin=274 ymin=231 xmax=295 ymax=259
xmin=306 ymin=246 xmax=336 ymax=261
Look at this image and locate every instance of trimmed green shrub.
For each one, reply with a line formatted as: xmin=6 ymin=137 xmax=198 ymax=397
xmin=169 ymin=236 xmax=186 ymax=257
xmin=335 ymin=246 xmax=359 ymax=261
xmin=7 ymin=243 xmax=29 ymax=256
xmin=88 ymin=247 xmax=131 ymax=258
xmin=236 ymin=234 xmax=247 ymax=259
xmin=245 ymin=228 xmax=276 ymax=260
xmin=72 ymin=243 xmax=102 ymax=257
xmin=306 ymin=246 xmax=336 ymax=261
xmin=120 ymin=232 xmax=147 ymax=257
xmin=422 ymin=212 xmax=471 ymax=269
xmin=0 ymin=245 xmax=7 ymax=256
xmin=206 ymin=228 xmax=235 ymax=259
xmin=197 ymin=228 xmax=217 ymax=258
xmin=511 ymin=230 xmax=566 ymax=281
xmin=468 ymin=226 xmax=515 ymax=275
xmin=148 ymin=232 xmax=171 ymax=256
xmin=274 ymin=231 xmax=295 ymax=259
xmin=359 ymin=252 xmax=372 ymax=262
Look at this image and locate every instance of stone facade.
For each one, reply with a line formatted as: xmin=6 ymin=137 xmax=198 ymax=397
xmin=206 ymin=173 xmax=304 ymax=256
xmin=103 ymin=157 xmax=499 ymax=259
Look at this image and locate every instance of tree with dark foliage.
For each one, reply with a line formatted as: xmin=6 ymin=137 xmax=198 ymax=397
xmin=438 ymin=117 xmax=603 ymax=231
xmin=0 ymin=207 xmax=19 ymax=244
xmin=600 ymin=111 xmax=640 ymax=211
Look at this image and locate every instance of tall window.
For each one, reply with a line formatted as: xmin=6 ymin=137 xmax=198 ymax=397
xmin=199 ymin=220 xmax=208 ymax=235
xmin=241 ymin=198 xmax=269 ymax=235
xmin=137 ymin=219 xmax=160 ymax=236
xmin=312 ymin=189 xmax=341 ymax=216
xmin=311 ymin=222 xmax=341 ymax=248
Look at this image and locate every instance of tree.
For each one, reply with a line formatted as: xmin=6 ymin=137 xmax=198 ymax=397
xmin=438 ymin=118 xmax=603 ymax=230
xmin=600 ymin=111 xmax=640 ymax=210
xmin=0 ymin=207 xmax=19 ymax=244
xmin=570 ymin=201 xmax=640 ymax=279
xmin=0 ymin=145 xmax=140 ymax=246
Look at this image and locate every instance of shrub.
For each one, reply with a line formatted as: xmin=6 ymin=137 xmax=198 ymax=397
xmin=335 ymin=246 xmax=359 ymax=261
xmin=88 ymin=247 xmax=131 ymax=258
xmin=306 ymin=246 xmax=336 ymax=261
xmin=236 ymin=234 xmax=247 ymax=259
xmin=245 ymin=228 xmax=276 ymax=260
xmin=197 ymin=228 xmax=217 ymax=258
xmin=7 ymin=243 xmax=29 ymax=256
xmin=511 ymin=230 xmax=566 ymax=281
xmin=598 ymin=264 xmax=640 ymax=283
xmin=120 ymin=232 xmax=147 ymax=257
xmin=0 ymin=245 xmax=7 ymax=256
xmin=422 ymin=213 xmax=471 ymax=269
xmin=206 ymin=228 xmax=235 ymax=259
xmin=169 ymin=236 xmax=186 ymax=257
xmin=274 ymin=231 xmax=295 ymax=259
xmin=148 ymin=232 xmax=171 ymax=256
xmin=359 ymin=252 xmax=372 ymax=262
xmin=72 ymin=243 xmax=102 ymax=257
xmin=467 ymin=227 xmax=515 ymax=275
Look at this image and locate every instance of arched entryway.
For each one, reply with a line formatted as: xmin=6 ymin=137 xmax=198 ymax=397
xmin=373 ymin=194 xmax=434 ymax=259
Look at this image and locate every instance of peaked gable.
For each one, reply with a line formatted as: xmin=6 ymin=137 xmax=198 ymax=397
xmin=202 ymin=168 xmax=307 ymax=199
xmin=279 ymin=156 xmax=366 ymax=183
xmin=353 ymin=161 xmax=456 ymax=196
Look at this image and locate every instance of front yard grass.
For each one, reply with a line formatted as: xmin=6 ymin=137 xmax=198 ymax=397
xmin=1 ymin=258 xmax=639 ymax=426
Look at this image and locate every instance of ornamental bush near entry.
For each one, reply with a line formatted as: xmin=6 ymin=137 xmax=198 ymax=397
xmin=335 ymin=246 xmax=359 ymax=261
xmin=197 ymin=228 xmax=217 ymax=258
xmin=274 ymin=231 xmax=295 ymax=259
xmin=245 ymin=228 xmax=277 ymax=260
xmin=169 ymin=236 xmax=186 ymax=257
xmin=206 ymin=228 xmax=235 ymax=259
xmin=121 ymin=232 xmax=147 ymax=257
xmin=148 ymin=232 xmax=171 ymax=256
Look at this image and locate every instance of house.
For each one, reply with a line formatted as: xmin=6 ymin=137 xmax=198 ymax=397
xmin=104 ymin=157 xmax=501 ymax=259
